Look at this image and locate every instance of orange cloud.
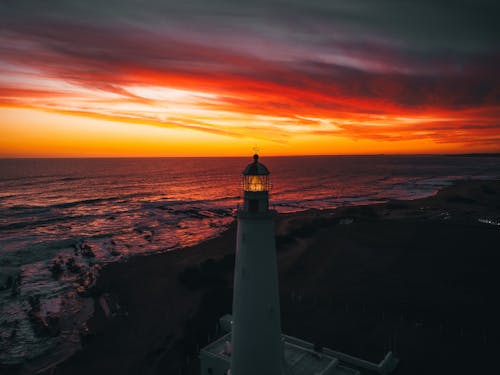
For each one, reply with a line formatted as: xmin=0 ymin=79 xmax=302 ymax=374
xmin=1 ymin=20 xmax=499 ymax=156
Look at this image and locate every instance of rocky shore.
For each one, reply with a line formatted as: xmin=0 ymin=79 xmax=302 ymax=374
xmin=4 ymin=179 xmax=500 ymax=375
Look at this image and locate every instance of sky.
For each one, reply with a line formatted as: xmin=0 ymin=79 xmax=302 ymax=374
xmin=1 ymin=0 xmax=499 ymax=157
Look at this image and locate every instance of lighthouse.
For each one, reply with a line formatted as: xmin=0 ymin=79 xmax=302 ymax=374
xmin=230 ymin=154 xmax=282 ymax=375
xmin=199 ymin=155 xmax=398 ymax=375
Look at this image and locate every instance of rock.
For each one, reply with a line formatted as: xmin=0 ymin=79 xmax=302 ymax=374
xmin=28 ymin=294 xmax=41 ymax=312
xmin=0 ymin=267 xmax=19 ymax=291
xmin=0 ymin=275 xmax=13 ymax=291
xmin=10 ymin=275 xmax=21 ymax=297
xmin=80 ymin=242 xmax=95 ymax=258
xmin=27 ymin=295 xmax=61 ymax=337
xmin=46 ymin=313 xmax=61 ymax=337
xmin=65 ymin=257 xmax=82 ymax=274
xmin=49 ymin=258 xmax=64 ymax=279
xmin=74 ymin=239 xmax=96 ymax=258
xmin=28 ymin=310 xmax=60 ymax=337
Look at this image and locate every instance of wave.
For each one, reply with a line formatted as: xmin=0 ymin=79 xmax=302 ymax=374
xmin=0 ymin=213 xmax=102 ymax=231
xmin=58 ymin=177 xmax=84 ymax=182
xmin=141 ymin=195 xmax=239 ymax=210
xmin=51 ymin=198 xmax=110 ymax=209
xmin=0 ymin=194 xmax=17 ymax=201
xmin=8 ymin=204 xmax=52 ymax=213
xmin=6 ymin=191 xmax=151 ymax=212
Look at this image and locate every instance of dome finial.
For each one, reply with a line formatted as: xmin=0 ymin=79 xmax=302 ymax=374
xmin=252 ymin=145 xmax=260 ymax=163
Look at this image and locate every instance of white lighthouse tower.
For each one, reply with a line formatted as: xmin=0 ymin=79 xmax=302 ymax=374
xmin=199 ymin=155 xmax=398 ymax=375
xmin=230 ymin=154 xmax=282 ymax=375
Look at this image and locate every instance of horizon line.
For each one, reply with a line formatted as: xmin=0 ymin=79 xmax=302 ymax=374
xmin=1 ymin=152 xmax=500 ymax=159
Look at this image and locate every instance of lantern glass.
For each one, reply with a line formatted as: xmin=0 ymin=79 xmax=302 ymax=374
xmin=243 ymin=175 xmax=269 ymax=192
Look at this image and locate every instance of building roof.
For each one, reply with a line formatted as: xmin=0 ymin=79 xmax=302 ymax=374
xmin=200 ymin=333 xmax=365 ymax=375
xmin=243 ymin=154 xmax=270 ymax=176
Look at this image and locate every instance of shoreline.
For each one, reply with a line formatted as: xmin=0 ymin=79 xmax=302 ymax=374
xmin=4 ymin=179 xmax=500 ymax=374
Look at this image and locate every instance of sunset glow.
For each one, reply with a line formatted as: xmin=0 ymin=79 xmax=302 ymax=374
xmin=1 ymin=1 xmax=499 ymax=157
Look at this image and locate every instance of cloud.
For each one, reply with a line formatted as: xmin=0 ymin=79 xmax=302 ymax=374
xmin=0 ymin=0 xmax=499 ymax=150
xmin=3 ymin=0 xmax=498 ymax=52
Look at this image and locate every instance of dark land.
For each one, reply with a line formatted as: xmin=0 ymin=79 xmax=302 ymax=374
xmin=7 ymin=180 xmax=500 ymax=374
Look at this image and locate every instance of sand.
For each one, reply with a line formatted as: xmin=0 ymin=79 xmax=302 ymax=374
xmin=9 ymin=179 xmax=500 ymax=375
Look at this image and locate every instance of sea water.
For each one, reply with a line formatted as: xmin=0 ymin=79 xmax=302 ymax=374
xmin=1 ymin=155 xmax=499 ymax=364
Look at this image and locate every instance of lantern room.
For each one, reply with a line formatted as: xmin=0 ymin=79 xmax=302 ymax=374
xmin=241 ymin=154 xmax=271 ymax=213
xmin=242 ymin=154 xmax=270 ymax=192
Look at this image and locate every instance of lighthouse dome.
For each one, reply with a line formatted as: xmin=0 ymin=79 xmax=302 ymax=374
xmin=242 ymin=154 xmax=269 ymax=176
xmin=242 ymin=154 xmax=270 ymax=193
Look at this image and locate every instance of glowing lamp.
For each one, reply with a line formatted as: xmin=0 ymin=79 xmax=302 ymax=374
xmin=241 ymin=154 xmax=271 ymax=213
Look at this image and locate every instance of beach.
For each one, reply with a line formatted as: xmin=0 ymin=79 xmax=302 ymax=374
xmin=6 ymin=178 xmax=494 ymax=375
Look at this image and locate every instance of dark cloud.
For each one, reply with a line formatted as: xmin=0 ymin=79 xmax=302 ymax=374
xmin=2 ymin=0 xmax=499 ymax=54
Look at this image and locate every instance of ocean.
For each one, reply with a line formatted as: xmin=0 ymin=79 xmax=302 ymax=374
xmin=1 ymin=155 xmax=500 ymax=364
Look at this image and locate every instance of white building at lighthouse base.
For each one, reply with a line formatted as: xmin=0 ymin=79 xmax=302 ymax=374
xmin=200 ymin=315 xmax=398 ymax=375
